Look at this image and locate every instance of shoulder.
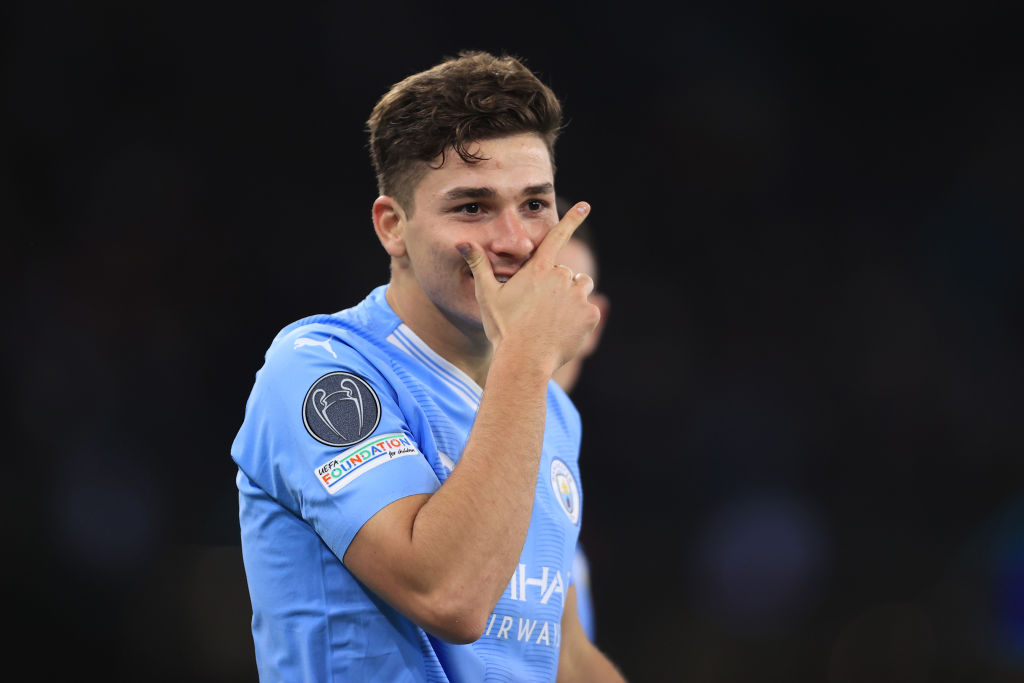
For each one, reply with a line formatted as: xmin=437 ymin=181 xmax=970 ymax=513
xmin=237 ymin=302 xmax=404 ymax=450
xmin=261 ymin=319 xmax=385 ymax=390
xmin=260 ymin=288 xmax=401 ymax=396
xmin=232 ymin=303 xmax=418 ymax=485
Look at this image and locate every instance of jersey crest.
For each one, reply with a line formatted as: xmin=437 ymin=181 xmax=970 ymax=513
xmin=550 ymin=458 xmax=580 ymax=525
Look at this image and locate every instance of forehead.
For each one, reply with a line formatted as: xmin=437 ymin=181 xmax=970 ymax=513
xmin=414 ymin=133 xmax=554 ymax=201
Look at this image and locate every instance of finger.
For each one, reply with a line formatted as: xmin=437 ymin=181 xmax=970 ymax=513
xmin=553 ymin=264 xmax=575 ymax=279
xmin=572 ymin=272 xmax=595 ymax=297
xmin=534 ymin=201 xmax=591 ymax=264
xmin=456 ymin=242 xmax=498 ymax=300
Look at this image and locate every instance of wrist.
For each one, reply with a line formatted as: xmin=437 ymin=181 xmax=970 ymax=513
xmin=488 ymin=340 xmax=558 ymax=386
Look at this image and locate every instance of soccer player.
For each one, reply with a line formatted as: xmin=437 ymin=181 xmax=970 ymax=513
xmin=231 ymin=51 xmax=626 ymax=681
xmin=551 ymin=204 xmax=611 ymax=644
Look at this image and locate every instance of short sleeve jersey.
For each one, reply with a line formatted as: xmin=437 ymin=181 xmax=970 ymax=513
xmin=231 ymin=285 xmax=584 ymax=682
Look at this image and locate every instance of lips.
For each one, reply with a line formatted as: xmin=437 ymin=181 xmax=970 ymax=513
xmin=465 ymin=270 xmax=515 ymax=283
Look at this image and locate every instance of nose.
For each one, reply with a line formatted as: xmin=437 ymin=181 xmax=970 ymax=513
xmin=488 ymin=208 xmax=536 ymax=261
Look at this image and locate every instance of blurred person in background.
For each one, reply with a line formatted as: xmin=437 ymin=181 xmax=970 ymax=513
xmin=552 ymin=197 xmax=611 ymax=643
xmin=230 ymin=51 xmax=624 ymax=681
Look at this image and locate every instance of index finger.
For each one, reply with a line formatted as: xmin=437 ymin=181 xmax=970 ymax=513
xmin=533 ymin=201 xmax=591 ymax=264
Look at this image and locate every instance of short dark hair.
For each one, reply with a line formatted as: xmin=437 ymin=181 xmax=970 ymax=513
xmin=367 ymin=50 xmax=563 ymax=213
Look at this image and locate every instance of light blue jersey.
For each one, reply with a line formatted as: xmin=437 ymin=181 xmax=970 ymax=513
xmin=231 ymin=285 xmax=584 ymax=682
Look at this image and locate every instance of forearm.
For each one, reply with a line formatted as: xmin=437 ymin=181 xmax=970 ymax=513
xmin=348 ymin=344 xmax=555 ymax=642
xmin=409 ymin=346 xmax=551 ymax=617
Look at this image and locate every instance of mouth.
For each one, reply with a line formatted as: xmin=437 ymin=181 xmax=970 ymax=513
xmin=465 ymin=270 xmax=513 ymax=284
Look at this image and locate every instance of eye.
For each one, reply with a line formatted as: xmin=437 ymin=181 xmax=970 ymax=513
xmin=526 ymin=199 xmax=545 ymax=212
xmin=460 ymin=203 xmax=481 ymax=215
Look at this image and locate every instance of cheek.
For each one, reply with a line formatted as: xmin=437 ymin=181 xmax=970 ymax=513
xmin=531 ymin=220 xmax=555 ymax=245
xmin=417 ymin=243 xmax=470 ymax=287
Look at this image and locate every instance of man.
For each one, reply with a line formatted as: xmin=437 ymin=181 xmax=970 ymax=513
xmin=231 ymin=51 xmax=625 ymax=681
xmin=551 ymin=205 xmax=611 ymax=644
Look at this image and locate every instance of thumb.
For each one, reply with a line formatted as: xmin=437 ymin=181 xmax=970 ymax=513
xmin=456 ymin=242 xmax=497 ymax=300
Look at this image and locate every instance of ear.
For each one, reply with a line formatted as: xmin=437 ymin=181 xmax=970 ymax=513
xmin=579 ymin=291 xmax=610 ymax=358
xmin=372 ymin=195 xmax=407 ymax=258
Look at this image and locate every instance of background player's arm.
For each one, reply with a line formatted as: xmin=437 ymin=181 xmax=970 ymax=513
xmin=557 ymin=585 xmax=627 ymax=682
xmin=344 ymin=205 xmax=599 ymax=644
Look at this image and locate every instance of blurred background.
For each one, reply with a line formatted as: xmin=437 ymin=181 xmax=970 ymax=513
xmin=6 ymin=2 xmax=1023 ymax=681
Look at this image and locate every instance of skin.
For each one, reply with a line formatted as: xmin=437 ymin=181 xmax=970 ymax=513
xmin=552 ymin=237 xmax=610 ymax=393
xmin=349 ymin=133 xmax=624 ymax=680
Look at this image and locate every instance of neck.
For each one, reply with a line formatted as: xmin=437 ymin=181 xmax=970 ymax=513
xmin=384 ymin=278 xmax=493 ymax=387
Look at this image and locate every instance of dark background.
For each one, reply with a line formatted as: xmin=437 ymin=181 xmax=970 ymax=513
xmin=7 ymin=2 xmax=1023 ymax=681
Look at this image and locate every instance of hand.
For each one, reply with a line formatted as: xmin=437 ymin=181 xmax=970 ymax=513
xmin=457 ymin=202 xmax=601 ymax=375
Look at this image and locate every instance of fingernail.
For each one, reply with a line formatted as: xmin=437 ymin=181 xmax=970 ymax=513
xmin=456 ymin=243 xmax=471 ymax=257
xmin=577 ymin=203 xmax=590 ymax=214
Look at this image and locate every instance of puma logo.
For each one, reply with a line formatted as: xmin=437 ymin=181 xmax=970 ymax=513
xmin=294 ymin=337 xmax=337 ymax=358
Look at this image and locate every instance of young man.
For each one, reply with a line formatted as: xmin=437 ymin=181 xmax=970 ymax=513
xmin=231 ymin=51 xmax=625 ymax=681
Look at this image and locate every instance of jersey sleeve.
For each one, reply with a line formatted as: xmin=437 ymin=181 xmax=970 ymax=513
xmin=231 ymin=325 xmax=441 ymax=561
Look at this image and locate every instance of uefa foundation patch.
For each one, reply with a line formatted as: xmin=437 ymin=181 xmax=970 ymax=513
xmin=303 ymin=372 xmax=381 ymax=447
xmin=550 ymin=459 xmax=580 ymax=525
xmin=315 ymin=432 xmax=421 ymax=493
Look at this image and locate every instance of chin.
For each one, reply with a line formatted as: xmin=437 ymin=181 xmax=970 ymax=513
xmin=429 ymin=291 xmax=483 ymax=331
xmin=451 ymin=306 xmax=484 ymax=330
xmin=453 ymin=302 xmax=486 ymax=331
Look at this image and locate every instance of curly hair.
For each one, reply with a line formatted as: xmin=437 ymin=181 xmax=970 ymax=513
xmin=367 ymin=51 xmax=564 ymax=214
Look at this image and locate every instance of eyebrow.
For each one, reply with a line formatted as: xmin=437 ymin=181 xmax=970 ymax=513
xmin=524 ymin=183 xmax=555 ymax=196
xmin=440 ymin=182 xmax=555 ymax=201
xmin=442 ymin=187 xmax=496 ymax=201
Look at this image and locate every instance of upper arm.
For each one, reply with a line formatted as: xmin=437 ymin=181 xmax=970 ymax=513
xmin=342 ymin=491 xmax=488 ymax=644
xmin=342 ymin=493 xmax=436 ymax=617
xmin=236 ymin=332 xmax=446 ymax=596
